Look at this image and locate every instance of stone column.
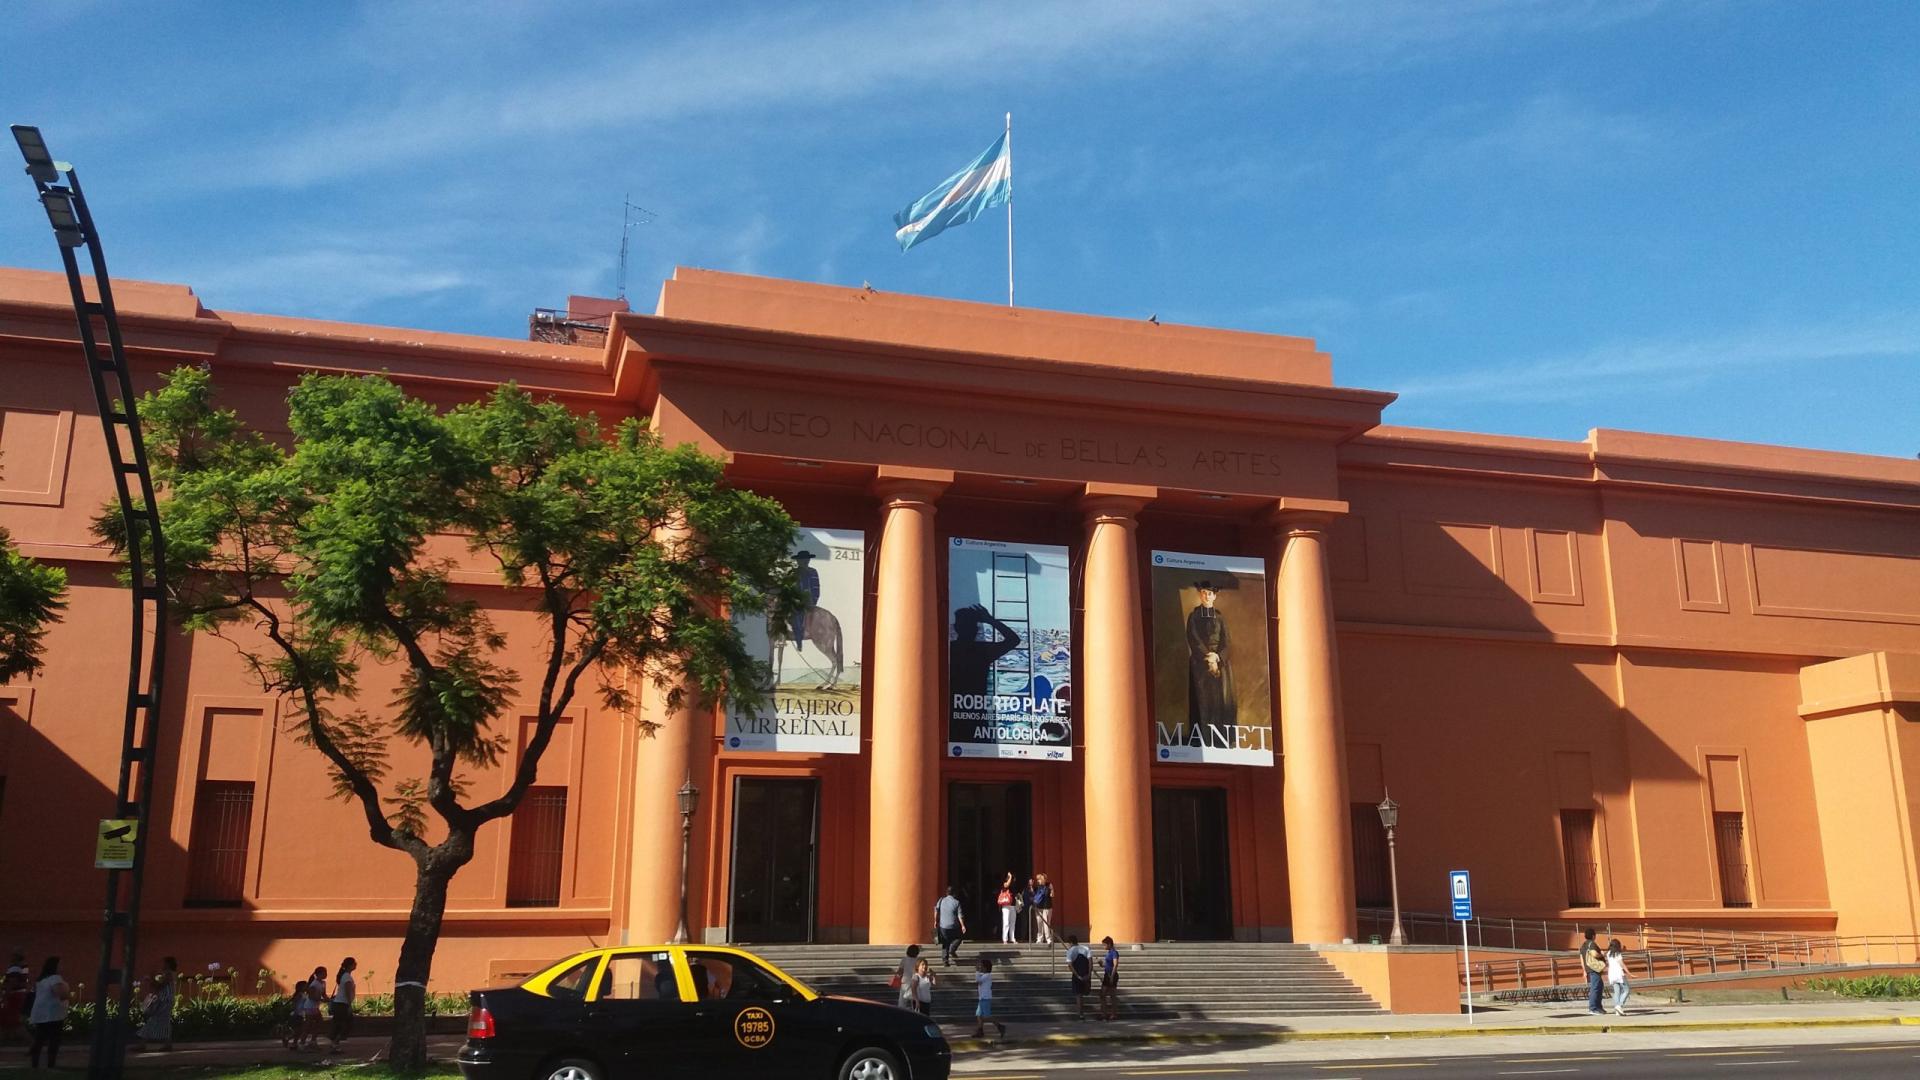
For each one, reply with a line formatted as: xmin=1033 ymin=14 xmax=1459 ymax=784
xmin=1080 ymin=486 xmax=1157 ymax=943
xmin=624 ymin=524 xmax=712 ymax=944
xmin=867 ymin=470 xmax=950 ymax=944
xmin=1274 ymin=503 xmax=1357 ymax=944
xmin=624 ymin=668 xmax=708 ymax=943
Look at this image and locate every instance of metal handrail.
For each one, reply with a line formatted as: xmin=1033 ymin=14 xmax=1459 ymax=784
xmin=1454 ymin=933 xmax=1920 ymax=996
xmin=1357 ymin=908 xmax=1848 ymax=955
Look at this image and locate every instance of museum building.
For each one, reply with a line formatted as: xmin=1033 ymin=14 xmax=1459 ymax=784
xmin=2 ymin=265 xmax=1918 ymax=993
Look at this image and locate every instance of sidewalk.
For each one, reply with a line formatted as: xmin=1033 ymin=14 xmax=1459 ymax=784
xmin=940 ymin=998 xmax=1920 ymax=1052
xmin=26 ymin=999 xmax=1917 ymax=1072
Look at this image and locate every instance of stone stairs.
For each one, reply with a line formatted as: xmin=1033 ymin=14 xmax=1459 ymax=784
xmin=749 ymin=942 xmax=1383 ymax=1022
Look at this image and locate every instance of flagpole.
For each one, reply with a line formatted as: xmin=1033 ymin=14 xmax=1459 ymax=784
xmin=1006 ymin=110 xmax=1014 ymax=308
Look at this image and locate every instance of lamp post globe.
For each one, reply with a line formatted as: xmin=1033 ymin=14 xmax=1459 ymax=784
xmin=671 ymin=772 xmax=700 ymax=944
xmin=1377 ymin=791 xmax=1407 ymax=947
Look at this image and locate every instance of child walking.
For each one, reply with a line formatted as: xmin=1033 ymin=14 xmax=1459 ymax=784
xmin=909 ymin=958 xmax=936 ymax=1018
xmin=972 ymin=957 xmax=1006 ymax=1040
xmin=1605 ymin=939 xmax=1631 ymax=1016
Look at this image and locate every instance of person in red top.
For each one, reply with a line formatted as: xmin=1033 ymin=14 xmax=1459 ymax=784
xmin=997 ymin=872 xmax=1020 ymax=944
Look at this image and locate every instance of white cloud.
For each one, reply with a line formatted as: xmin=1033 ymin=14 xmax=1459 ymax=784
xmin=161 ymin=0 xmax=1673 ymax=190
xmin=1394 ymin=315 xmax=1920 ymax=407
xmin=177 ymin=249 xmax=470 ymax=318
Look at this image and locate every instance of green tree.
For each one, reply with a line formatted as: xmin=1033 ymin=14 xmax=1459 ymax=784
xmin=0 ymin=522 xmax=67 ymax=682
xmin=103 ymin=367 xmax=800 ymax=1071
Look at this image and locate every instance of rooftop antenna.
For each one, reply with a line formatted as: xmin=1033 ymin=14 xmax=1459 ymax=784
xmin=616 ymin=194 xmax=657 ymax=301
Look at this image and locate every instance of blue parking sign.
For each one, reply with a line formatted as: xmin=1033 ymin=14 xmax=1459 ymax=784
xmin=1449 ymin=869 xmax=1473 ymax=921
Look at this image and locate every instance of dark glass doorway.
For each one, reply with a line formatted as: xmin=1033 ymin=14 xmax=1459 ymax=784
xmin=1152 ymin=786 xmax=1233 ymax=941
xmin=728 ymin=777 xmax=819 ymax=942
xmin=947 ymin=782 xmax=1032 ymax=932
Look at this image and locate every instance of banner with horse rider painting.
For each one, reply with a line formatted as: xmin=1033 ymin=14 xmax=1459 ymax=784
xmin=946 ymin=537 xmax=1073 ymax=761
xmin=1148 ymin=549 xmax=1274 ymax=766
xmin=725 ymin=526 xmax=864 ymax=754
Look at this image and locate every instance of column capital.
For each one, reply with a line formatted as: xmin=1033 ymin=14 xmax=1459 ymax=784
xmin=1079 ymin=482 xmax=1156 ymax=524
xmin=872 ymin=466 xmax=953 ymax=507
xmin=1266 ymin=496 xmax=1350 ymax=534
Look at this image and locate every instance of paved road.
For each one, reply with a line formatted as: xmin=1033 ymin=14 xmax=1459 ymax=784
xmin=959 ymin=1039 xmax=1920 ymax=1079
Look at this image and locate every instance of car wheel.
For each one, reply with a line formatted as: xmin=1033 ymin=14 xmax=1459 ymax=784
xmin=541 ymin=1057 xmax=600 ymax=1080
xmin=838 ymin=1046 xmax=902 ymax=1080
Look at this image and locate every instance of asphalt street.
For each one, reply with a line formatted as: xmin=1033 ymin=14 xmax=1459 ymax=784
xmin=960 ymin=1039 xmax=1920 ymax=1078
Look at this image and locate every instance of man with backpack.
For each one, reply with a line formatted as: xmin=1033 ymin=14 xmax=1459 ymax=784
xmin=934 ymin=886 xmax=968 ymax=967
xmin=1578 ymin=928 xmax=1607 ymax=1015
xmin=1064 ymin=935 xmax=1093 ymax=1019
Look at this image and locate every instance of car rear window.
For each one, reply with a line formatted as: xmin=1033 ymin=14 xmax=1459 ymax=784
xmin=545 ymin=957 xmax=599 ymax=1001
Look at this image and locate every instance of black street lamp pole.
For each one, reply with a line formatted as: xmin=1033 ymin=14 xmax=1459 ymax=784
xmin=1378 ymin=791 xmax=1407 ymax=947
xmin=671 ymin=772 xmax=700 ymax=945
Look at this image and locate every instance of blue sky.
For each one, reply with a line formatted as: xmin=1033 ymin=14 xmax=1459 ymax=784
xmin=6 ymin=1 xmax=1917 ymax=456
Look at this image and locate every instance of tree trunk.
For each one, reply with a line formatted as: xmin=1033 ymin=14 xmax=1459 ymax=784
xmin=387 ymin=859 xmax=454 ymax=1073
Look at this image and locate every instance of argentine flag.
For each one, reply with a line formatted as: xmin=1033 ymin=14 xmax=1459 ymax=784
xmin=893 ymin=133 xmax=1011 ymax=251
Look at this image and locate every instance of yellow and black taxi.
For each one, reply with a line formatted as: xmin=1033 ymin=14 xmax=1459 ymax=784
xmin=458 ymin=945 xmax=950 ymax=1080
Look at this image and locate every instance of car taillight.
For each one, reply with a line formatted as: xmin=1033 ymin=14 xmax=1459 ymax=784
xmin=467 ymin=1005 xmax=496 ymax=1040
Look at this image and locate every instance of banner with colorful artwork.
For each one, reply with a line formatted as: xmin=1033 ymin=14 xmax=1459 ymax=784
xmin=725 ymin=527 xmax=864 ymax=754
xmin=1149 ymin=549 xmax=1274 ymax=766
xmin=946 ymin=537 xmax=1073 ymax=760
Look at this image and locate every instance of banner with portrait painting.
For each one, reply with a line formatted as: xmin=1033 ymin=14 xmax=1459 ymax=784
xmin=725 ymin=527 xmax=864 ymax=754
xmin=1149 ymin=549 xmax=1274 ymax=765
xmin=946 ymin=537 xmax=1073 ymax=760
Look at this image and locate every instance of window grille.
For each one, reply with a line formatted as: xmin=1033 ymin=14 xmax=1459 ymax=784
xmin=1560 ymin=809 xmax=1600 ymax=908
xmin=186 ymin=781 xmax=254 ymax=905
xmin=507 ymin=786 xmax=569 ymax=908
xmin=1714 ymin=811 xmax=1752 ymax=907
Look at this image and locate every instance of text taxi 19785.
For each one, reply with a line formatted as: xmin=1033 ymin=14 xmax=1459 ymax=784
xmin=459 ymin=945 xmax=950 ymax=1080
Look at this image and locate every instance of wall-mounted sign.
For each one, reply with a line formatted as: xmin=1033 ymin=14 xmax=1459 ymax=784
xmin=726 ymin=527 xmax=865 ymax=754
xmin=1150 ymin=550 xmax=1274 ymax=766
xmin=947 ymin=537 xmax=1073 ymax=760
xmin=96 ymin=818 xmax=139 ymax=869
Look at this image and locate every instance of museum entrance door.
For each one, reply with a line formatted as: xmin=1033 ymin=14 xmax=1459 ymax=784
xmin=1152 ymin=786 xmax=1233 ymax=941
xmin=947 ymin=781 xmax=1033 ymax=935
xmin=728 ymin=777 xmax=819 ymax=943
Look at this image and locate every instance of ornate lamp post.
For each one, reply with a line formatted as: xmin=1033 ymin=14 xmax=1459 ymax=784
xmin=671 ymin=772 xmax=701 ymax=945
xmin=1377 ymin=791 xmax=1407 ymax=946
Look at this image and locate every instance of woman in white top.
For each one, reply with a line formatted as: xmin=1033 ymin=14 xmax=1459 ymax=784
xmin=329 ymin=957 xmax=358 ymax=1050
xmin=1605 ymin=940 xmax=1630 ymax=1016
xmin=27 ymin=956 xmax=69 ymax=1068
xmin=894 ymin=945 xmax=921 ymax=1010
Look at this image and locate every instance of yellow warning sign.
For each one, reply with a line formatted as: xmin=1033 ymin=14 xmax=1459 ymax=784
xmin=733 ymin=1006 xmax=775 ymax=1049
xmin=95 ymin=819 xmax=138 ymax=869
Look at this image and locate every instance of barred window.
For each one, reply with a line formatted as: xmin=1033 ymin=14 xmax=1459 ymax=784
xmin=186 ymin=781 xmax=253 ymax=905
xmin=507 ymin=786 xmax=569 ymax=908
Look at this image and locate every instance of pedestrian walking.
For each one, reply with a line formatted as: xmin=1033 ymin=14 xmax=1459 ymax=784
xmin=1065 ymin=936 xmax=1093 ymax=1019
xmin=934 ymin=885 xmax=967 ymax=966
xmin=26 ymin=956 xmax=68 ymax=1069
xmin=1578 ymin=928 xmax=1606 ymax=1015
xmin=329 ymin=956 xmax=357 ymax=1049
xmin=997 ymin=873 xmax=1019 ymax=944
xmin=893 ymin=945 xmax=921 ymax=1010
xmin=971 ymin=956 xmax=1006 ymax=1040
xmin=137 ymin=956 xmax=177 ymax=1051
xmin=1098 ymin=936 xmax=1121 ymax=1021
xmin=0 ymin=953 xmax=29 ymax=1045
xmin=1606 ymin=939 xmax=1630 ymax=1016
xmin=909 ymin=958 xmax=936 ymax=1018
xmin=1030 ymin=874 xmax=1054 ymax=945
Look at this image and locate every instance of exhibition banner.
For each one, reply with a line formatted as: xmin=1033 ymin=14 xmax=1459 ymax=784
xmin=725 ymin=527 xmax=865 ymax=754
xmin=947 ymin=537 xmax=1073 ymax=760
xmin=1149 ymin=549 xmax=1274 ymax=765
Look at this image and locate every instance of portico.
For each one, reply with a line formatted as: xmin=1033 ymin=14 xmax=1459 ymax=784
xmin=614 ymin=268 xmax=1392 ymax=946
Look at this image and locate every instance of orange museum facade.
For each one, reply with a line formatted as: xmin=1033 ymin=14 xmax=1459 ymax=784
xmin=2 ymin=266 xmax=1918 ymax=993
